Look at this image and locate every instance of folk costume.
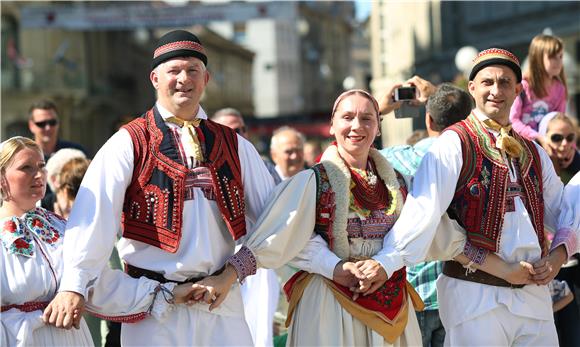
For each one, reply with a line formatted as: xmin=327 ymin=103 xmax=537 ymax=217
xmin=59 ymin=31 xmax=275 ymax=346
xmin=1 ymin=208 xmax=93 ymax=346
xmin=373 ymin=49 xmax=576 ymax=346
xmin=1 ymin=207 xmax=181 ymax=346
xmin=227 ymin=142 xmax=466 ymax=346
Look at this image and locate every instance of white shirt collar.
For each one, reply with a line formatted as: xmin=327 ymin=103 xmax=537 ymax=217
xmin=155 ymin=102 xmax=208 ymax=121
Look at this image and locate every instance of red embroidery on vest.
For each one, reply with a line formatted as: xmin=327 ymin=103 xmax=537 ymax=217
xmin=307 ymin=164 xmax=410 ymax=318
xmin=121 ymin=109 xmax=246 ymax=253
xmin=446 ymin=114 xmax=546 ymax=255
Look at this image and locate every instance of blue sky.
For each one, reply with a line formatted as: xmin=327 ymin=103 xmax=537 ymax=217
xmin=355 ymin=0 xmax=372 ymax=21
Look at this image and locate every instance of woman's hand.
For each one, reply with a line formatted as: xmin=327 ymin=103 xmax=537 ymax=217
xmin=194 ymin=264 xmax=238 ymax=311
xmin=332 ymin=261 xmax=366 ymax=288
xmin=531 ymin=245 xmax=567 ymax=285
xmin=353 ymin=259 xmax=388 ymax=298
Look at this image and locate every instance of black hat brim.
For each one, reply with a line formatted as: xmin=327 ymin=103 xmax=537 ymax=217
xmin=151 ymin=50 xmax=208 ymax=71
xmin=469 ymin=58 xmax=522 ymax=82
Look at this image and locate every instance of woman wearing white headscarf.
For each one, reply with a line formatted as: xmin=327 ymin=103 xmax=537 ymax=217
xmin=538 ymin=111 xmax=579 ymax=184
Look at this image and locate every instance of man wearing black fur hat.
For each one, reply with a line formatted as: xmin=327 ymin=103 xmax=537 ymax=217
xmin=45 ymin=30 xmax=275 ymax=345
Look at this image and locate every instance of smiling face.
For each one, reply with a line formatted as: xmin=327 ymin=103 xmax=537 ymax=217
xmin=2 ymin=147 xmax=46 ymax=212
xmin=150 ymin=56 xmax=209 ymax=119
xmin=330 ymin=93 xmax=379 ymax=167
xmin=468 ymin=65 xmax=522 ymax=125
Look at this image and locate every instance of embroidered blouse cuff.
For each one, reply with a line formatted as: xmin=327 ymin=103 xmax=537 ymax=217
xmin=227 ymin=245 xmax=257 ymax=283
xmin=550 ymin=228 xmax=577 ymax=260
xmin=149 ymin=282 xmax=177 ymax=322
xmin=463 ymin=242 xmax=489 ymax=266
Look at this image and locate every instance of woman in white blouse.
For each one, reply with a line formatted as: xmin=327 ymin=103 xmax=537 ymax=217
xmin=198 ymin=90 xmax=428 ymax=346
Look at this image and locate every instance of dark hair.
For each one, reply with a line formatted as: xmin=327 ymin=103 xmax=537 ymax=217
xmin=28 ymin=99 xmax=58 ymax=119
xmin=426 ymin=83 xmax=473 ymax=131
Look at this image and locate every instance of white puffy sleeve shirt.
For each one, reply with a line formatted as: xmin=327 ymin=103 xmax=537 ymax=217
xmin=59 ymin=105 xmax=274 ymax=308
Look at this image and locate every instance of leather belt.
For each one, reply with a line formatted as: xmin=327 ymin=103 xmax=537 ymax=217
xmin=125 ymin=264 xmax=223 ymax=285
xmin=443 ymin=261 xmax=525 ymax=289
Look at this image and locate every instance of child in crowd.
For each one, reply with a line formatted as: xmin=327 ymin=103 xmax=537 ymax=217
xmin=510 ymin=34 xmax=568 ymax=144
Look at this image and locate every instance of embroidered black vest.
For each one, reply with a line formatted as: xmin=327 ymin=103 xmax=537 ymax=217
xmin=121 ymin=107 xmax=246 ymax=253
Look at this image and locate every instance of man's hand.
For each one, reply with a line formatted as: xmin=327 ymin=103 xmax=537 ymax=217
xmin=173 ymin=283 xmax=212 ymax=305
xmin=406 ymin=75 xmax=436 ymax=104
xmin=377 ymin=83 xmax=403 ymax=115
xmin=332 ymin=261 xmax=366 ymax=288
xmin=502 ymin=261 xmax=535 ymax=285
xmin=532 ymin=245 xmax=567 ymax=285
xmin=557 ymin=145 xmax=575 ymax=169
xmin=194 ymin=264 xmax=238 ymax=311
xmin=43 ymin=291 xmax=85 ymax=330
xmin=352 ymin=259 xmax=388 ymax=298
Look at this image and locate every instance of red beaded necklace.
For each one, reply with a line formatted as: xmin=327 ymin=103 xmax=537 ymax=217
xmin=348 ymin=158 xmax=390 ymax=211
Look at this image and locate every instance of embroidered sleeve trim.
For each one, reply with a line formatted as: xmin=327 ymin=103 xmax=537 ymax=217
xmin=463 ymin=241 xmax=489 ymax=265
xmin=227 ymin=245 xmax=257 ymax=283
xmin=551 ymin=228 xmax=577 ymax=259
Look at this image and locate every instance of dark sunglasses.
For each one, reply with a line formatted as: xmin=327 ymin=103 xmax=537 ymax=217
xmin=34 ymin=119 xmax=58 ymax=128
xmin=550 ymin=133 xmax=575 ymax=143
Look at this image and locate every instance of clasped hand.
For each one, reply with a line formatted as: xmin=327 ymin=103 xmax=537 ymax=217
xmin=43 ymin=269 xmax=239 ymax=330
xmin=333 ymin=259 xmax=388 ymax=300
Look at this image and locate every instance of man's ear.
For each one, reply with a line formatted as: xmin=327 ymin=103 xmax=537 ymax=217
xmin=467 ymin=80 xmax=476 ymax=97
xmin=150 ymin=70 xmax=158 ymax=89
xmin=515 ymin=82 xmax=523 ymax=96
xmin=425 ymin=112 xmax=434 ymax=132
xmin=204 ymin=70 xmax=210 ymax=86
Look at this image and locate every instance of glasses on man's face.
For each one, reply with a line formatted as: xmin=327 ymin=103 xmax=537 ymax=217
xmin=34 ymin=119 xmax=58 ymax=128
xmin=550 ymin=133 xmax=576 ymax=143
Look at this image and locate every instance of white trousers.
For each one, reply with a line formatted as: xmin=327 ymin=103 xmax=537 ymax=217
xmin=444 ymin=304 xmax=558 ymax=346
xmin=120 ymin=297 xmax=253 ymax=346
